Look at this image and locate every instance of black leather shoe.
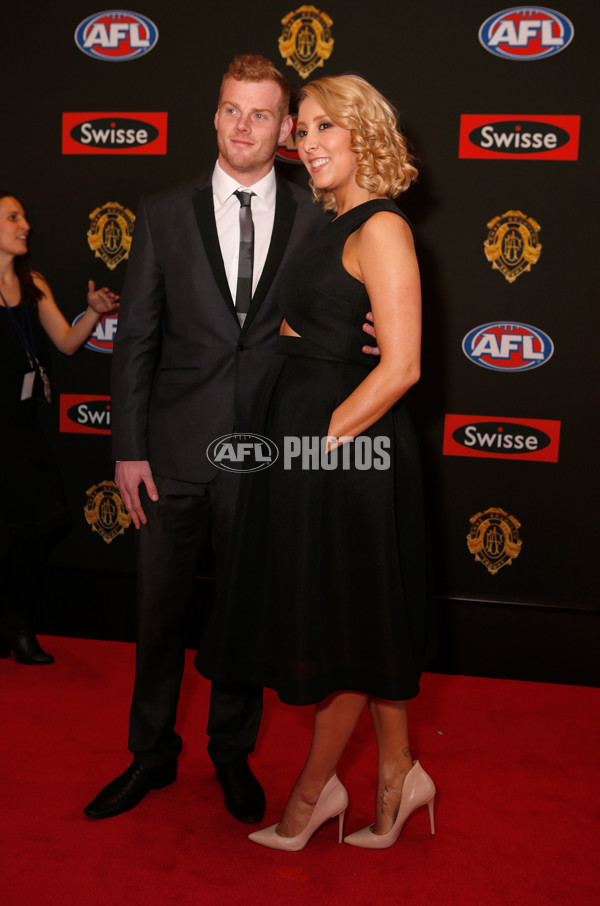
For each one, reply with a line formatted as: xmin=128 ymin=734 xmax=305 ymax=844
xmin=84 ymin=762 xmax=177 ymax=819
xmin=215 ymin=760 xmax=266 ymax=824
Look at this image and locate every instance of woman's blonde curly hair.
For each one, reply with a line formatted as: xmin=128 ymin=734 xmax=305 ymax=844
xmin=299 ymin=74 xmax=418 ymax=212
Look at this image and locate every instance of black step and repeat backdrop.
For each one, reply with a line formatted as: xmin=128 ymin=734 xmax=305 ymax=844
xmin=4 ymin=2 xmax=598 ymax=611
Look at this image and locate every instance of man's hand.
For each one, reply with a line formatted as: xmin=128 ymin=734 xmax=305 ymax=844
xmin=115 ymin=460 xmax=158 ymax=529
xmin=362 ymin=311 xmax=380 ymax=356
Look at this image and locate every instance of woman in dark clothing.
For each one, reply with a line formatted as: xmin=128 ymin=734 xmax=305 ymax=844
xmin=0 ymin=191 xmax=118 ymax=664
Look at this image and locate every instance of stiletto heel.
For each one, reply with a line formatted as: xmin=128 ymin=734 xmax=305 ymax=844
xmin=248 ymin=774 xmax=349 ymax=851
xmin=338 ymin=806 xmax=347 ymax=843
xmin=427 ymin=796 xmax=436 ymax=835
xmin=344 ymin=761 xmax=436 ymax=850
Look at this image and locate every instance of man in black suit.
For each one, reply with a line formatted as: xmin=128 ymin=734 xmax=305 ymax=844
xmin=84 ymin=55 xmax=326 ymax=822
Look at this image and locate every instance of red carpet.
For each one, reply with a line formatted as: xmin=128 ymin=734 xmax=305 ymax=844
xmin=1 ymin=636 xmax=598 ymax=906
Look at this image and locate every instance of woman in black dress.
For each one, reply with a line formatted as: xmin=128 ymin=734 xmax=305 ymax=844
xmin=0 ymin=191 xmax=118 ymax=664
xmin=197 ymin=76 xmax=435 ymax=850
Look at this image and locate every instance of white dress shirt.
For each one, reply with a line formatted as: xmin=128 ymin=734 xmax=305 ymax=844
xmin=212 ymin=162 xmax=277 ymax=306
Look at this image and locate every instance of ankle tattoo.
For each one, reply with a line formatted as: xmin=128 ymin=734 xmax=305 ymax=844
xmin=379 ymin=785 xmax=389 ymax=814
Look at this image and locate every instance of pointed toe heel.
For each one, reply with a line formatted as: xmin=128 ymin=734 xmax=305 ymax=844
xmin=248 ymin=774 xmax=348 ymax=852
xmin=344 ymin=761 xmax=436 ymax=850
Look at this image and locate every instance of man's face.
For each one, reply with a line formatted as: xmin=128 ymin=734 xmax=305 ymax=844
xmin=215 ymin=78 xmax=292 ymax=183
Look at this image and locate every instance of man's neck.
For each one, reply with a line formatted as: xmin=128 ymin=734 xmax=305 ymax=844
xmin=217 ymin=156 xmax=276 ymax=188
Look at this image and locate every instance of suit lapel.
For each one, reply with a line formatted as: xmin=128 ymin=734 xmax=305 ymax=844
xmin=192 ymin=183 xmax=238 ymax=324
xmin=240 ymin=177 xmax=297 ymax=337
xmin=192 ymin=174 xmax=299 ymax=335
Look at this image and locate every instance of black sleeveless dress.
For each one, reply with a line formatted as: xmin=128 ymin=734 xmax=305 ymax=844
xmin=197 ymin=199 xmax=433 ymax=705
xmin=0 ymin=301 xmax=68 ymax=552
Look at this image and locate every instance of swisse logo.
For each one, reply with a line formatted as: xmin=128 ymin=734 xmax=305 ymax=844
xmin=472 ymin=120 xmax=568 ymax=152
xmin=479 ymin=7 xmax=574 ymax=60
xmin=443 ymin=414 xmax=561 ymax=462
xmin=459 ymin=114 xmax=580 ymax=160
xmin=207 ymin=434 xmax=279 ymax=473
xmin=60 ymin=395 xmax=111 ymax=435
xmin=75 ymin=10 xmax=158 ymax=61
xmin=62 ymin=113 xmax=167 ymax=155
xmin=72 ymin=311 xmax=118 ymax=353
xmin=462 ymin=322 xmax=554 ymax=372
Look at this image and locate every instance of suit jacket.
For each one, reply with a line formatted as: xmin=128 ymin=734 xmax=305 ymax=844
xmin=111 ymin=170 xmax=326 ymax=483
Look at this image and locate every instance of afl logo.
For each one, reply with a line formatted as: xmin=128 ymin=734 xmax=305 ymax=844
xmin=74 ymin=10 xmax=158 ymax=61
xmin=206 ymin=434 xmax=279 ymax=473
xmin=479 ymin=7 xmax=574 ymax=60
xmin=462 ymin=322 xmax=554 ymax=372
xmin=72 ymin=311 xmax=119 ymax=353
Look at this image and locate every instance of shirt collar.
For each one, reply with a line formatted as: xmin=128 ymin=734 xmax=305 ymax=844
xmin=212 ymin=161 xmax=277 ymax=210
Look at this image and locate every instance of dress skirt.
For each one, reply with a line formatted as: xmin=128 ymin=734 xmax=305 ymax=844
xmin=197 ymin=336 xmax=433 ymax=706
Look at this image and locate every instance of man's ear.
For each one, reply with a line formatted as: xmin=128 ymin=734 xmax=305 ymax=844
xmin=278 ymin=114 xmax=293 ymax=144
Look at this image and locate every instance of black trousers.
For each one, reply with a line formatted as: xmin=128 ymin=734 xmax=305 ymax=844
xmin=128 ymin=472 xmax=263 ymax=768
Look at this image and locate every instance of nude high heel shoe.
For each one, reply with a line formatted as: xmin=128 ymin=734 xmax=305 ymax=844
xmin=343 ymin=761 xmax=435 ymax=849
xmin=248 ymin=774 xmax=348 ymax=851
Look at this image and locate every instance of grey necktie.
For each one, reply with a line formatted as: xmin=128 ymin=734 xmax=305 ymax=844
xmin=234 ymin=190 xmax=255 ymax=326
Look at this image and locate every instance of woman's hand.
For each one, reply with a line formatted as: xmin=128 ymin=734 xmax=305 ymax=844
xmin=87 ymin=279 xmax=119 ymax=314
xmin=36 ymin=273 xmax=119 ymax=355
xmin=362 ymin=312 xmax=380 ymax=356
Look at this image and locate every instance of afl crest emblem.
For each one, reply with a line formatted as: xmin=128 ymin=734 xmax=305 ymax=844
xmin=84 ymin=480 xmax=131 ymax=543
xmin=279 ymin=5 xmax=334 ymax=79
xmin=87 ymin=201 xmax=136 ymax=270
xmin=484 ymin=210 xmax=542 ymax=283
xmin=467 ymin=507 xmax=522 ymax=574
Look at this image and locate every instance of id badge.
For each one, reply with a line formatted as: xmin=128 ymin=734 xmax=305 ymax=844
xmin=21 ymin=370 xmax=36 ymax=400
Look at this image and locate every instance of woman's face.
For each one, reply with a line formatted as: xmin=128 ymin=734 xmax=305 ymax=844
xmin=296 ymin=97 xmax=358 ymax=195
xmin=0 ymin=196 xmax=30 ymax=258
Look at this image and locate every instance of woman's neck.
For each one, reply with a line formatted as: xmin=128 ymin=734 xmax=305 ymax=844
xmin=333 ymin=186 xmax=380 ymax=218
xmin=0 ymin=257 xmax=21 ymax=306
xmin=0 ymin=254 xmax=17 ymax=288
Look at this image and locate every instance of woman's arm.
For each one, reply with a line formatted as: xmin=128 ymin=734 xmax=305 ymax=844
xmin=326 ymin=211 xmax=421 ymax=449
xmin=35 ymin=274 xmax=119 ymax=356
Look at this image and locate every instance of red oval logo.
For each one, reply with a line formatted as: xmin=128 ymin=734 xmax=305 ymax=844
xmin=74 ymin=11 xmax=159 ymax=61
xmin=72 ymin=311 xmax=119 ymax=353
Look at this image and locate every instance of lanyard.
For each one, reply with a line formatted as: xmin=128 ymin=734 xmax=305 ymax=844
xmin=0 ymin=286 xmax=52 ymax=402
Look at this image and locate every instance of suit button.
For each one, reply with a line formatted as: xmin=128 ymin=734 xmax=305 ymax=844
xmin=237 ymin=344 xmax=246 ymax=352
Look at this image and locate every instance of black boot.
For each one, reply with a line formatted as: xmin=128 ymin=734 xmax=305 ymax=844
xmin=0 ymin=610 xmax=54 ymax=665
